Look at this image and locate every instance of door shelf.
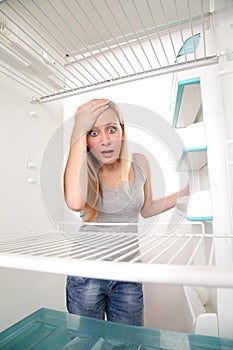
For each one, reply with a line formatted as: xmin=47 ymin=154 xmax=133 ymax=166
xmin=186 ymin=190 xmax=213 ymax=222
xmin=177 ymin=192 xmax=213 ymax=222
xmin=176 ymin=122 xmax=207 ymax=171
xmin=172 ymin=77 xmax=202 ymax=128
xmin=186 ymin=216 xmax=213 ymax=221
xmin=177 ymin=147 xmax=207 ymax=171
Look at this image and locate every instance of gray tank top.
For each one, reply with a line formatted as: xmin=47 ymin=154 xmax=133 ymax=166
xmin=76 ymin=155 xmax=146 ymax=262
xmin=80 ymin=154 xmax=146 ymax=233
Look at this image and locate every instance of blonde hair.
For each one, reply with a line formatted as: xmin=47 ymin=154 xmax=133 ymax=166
xmin=83 ymin=101 xmax=131 ymax=221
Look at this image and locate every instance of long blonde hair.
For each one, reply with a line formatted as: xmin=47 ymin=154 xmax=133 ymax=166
xmin=83 ymin=101 xmax=130 ymax=221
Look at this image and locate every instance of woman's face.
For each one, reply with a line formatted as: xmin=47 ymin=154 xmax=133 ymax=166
xmin=87 ymin=108 xmax=123 ymax=165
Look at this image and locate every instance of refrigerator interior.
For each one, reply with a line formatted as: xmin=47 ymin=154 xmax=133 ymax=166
xmin=0 ymin=0 xmax=233 ymax=340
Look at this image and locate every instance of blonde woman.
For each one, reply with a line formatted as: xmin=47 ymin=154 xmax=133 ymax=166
xmin=64 ymin=99 xmax=188 ymax=326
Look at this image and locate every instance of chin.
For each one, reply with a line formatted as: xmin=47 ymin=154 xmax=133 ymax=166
xmin=102 ymin=157 xmax=118 ymax=165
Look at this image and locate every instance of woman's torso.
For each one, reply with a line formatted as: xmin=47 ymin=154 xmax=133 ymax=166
xmin=80 ymin=154 xmax=146 ymax=233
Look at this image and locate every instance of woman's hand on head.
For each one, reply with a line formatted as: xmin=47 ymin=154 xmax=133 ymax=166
xmin=74 ymin=99 xmax=110 ymax=135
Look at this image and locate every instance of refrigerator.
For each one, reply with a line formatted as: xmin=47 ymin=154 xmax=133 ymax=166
xmin=0 ymin=0 xmax=233 ymax=346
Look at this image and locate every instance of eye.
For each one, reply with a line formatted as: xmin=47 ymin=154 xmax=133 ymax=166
xmin=108 ymin=126 xmax=116 ymax=133
xmin=89 ymin=130 xmax=98 ymax=137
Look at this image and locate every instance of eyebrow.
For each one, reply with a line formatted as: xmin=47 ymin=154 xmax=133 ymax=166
xmin=93 ymin=122 xmax=119 ymax=129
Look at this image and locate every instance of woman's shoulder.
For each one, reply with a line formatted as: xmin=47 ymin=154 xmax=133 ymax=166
xmin=133 ymin=153 xmax=149 ymax=167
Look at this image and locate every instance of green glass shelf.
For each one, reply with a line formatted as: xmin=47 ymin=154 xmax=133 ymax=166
xmin=1 ymin=308 xmax=233 ymax=349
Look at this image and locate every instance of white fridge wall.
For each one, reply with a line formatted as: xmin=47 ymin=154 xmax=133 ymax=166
xmin=144 ymin=284 xmax=194 ymax=333
xmin=0 ymin=76 xmax=66 ymax=331
xmin=0 ymin=267 xmax=66 ymax=332
xmin=0 ymin=76 xmax=64 ymax=233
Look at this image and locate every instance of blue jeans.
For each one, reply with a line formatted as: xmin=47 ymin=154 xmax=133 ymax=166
xmin=66 ymin=276 xmax=144 ymax=326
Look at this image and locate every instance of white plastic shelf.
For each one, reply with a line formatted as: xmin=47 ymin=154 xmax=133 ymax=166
xmin=177 ymin=192 xmax=212 ymax=221
xmin=0 ymin=224 xmax=232 ymax=288
xmin=177 ymin=122 xmax=207 ymax=149
xmin=186 ymin=190 xmax=213 ymax=221
xmin=177 ymin=148 xmax=207 ymax=171
xmin=172 ymin=77 xmax=202 ymax=128
xmin=176 ymin=122 xmax=208 ymax=171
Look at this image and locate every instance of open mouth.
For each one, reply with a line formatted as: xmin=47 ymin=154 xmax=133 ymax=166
xmin=101 ymin=150 xmax=114 ymax=158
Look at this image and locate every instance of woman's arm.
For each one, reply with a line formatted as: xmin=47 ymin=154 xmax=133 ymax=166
xmin=64 ymin=134 xmax=88 ymax=211
xmin=139 ymin=154 xmax=189 ymax=218
xmin=64 ymin=99 xmax=109 ymax=211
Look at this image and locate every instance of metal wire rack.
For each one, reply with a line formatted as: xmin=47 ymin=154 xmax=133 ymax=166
xmin=0 ymin=0 xmax=229 ymax=102
xmin=0 ymin=222 xmax=232 ymax=287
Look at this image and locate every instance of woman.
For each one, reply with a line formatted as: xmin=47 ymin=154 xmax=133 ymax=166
xmin=64 ymin=98 xmax=188 ymax=326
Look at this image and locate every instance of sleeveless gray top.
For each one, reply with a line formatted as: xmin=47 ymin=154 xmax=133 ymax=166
xmin=80 ymin=154 xmax=146 ymax=233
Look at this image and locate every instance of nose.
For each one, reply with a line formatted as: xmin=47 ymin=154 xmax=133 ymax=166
xmin=102 ymin=139 xmax=110 ymax=146
xmin=101 ymin=132 xmax=110 ymax=146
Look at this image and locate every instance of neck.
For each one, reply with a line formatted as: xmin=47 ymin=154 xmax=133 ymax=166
xmin=99 ymin=159 xmax=121 ymax=174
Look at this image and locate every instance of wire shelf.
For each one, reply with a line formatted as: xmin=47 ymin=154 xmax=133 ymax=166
xmin=0 ymin=0 xmax=227 ymax=102
xmin=0 ymin=223 xmax=232 ymax=288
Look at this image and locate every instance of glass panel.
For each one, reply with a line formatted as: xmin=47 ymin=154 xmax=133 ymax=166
xmin=1 ymin=308 xmax=233 ymax=350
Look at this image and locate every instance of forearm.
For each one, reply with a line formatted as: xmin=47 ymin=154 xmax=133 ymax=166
xmin=64 ymin=99 xmax=109 ymax=211
xmin=141 ymin=192 xmax=179 ymax=218
xmin=64 ymin=134 xmax=88 ymax=211
xmin=141 ymin=183 xmax=190 ymax=218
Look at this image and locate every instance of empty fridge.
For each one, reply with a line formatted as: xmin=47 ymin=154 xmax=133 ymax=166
xmin=0 ymin=0 xmax=233 ymax=348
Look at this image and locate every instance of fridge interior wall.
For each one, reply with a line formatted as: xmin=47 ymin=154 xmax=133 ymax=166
xmin=0 ymin=77 xmax=67 ymax=331
xmin=0 ymin=0 xmax=233 ymax=338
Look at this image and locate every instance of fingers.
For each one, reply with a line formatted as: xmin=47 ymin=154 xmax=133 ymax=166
xmin=74 ymin=99 xmax=110 ymax=133
xmin=90 ymin=101 xmax=110 ymax=114
xmin=92 ymin=103 xmax=109 ymax=117
xmin=77 ymin=98 xmax=109 ymax=112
